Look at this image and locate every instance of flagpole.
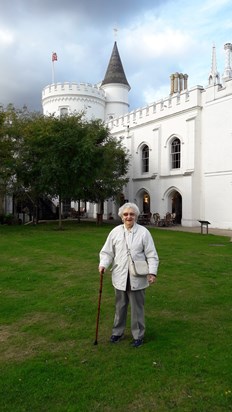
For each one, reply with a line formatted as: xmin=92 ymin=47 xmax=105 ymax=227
xmin=52 ymin=60 xmax=55 ymax=84
xmin=51 ymin=52 xmax=57 ymax=84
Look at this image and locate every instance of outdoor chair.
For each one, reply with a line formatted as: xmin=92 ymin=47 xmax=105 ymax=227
xmin=165 ymin=212 xmax=174 ymax=226
xmin=153 ymin=213 xmax=161 ymax=226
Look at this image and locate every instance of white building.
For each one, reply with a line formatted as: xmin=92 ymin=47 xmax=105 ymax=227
xmin=42 ymin=41 xmax=232 ymax=230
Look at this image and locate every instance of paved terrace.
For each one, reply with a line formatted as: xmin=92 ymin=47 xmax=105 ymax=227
xmin=154 ymin=225 xmax=232 ymax=241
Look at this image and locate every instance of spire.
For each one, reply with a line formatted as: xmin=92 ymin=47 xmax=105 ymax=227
xmin=208 ymin=43 xmax=220 ymax=86
xmin=101 ymin=42 xmax=130 ymax=89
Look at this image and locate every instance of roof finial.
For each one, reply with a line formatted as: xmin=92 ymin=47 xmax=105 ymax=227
xmin=113 ymin=27 xmax=118 ymax=40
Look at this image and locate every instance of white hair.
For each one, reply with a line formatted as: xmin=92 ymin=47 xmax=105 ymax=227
xmin=118 ymin=202 xmax=140 ymax=220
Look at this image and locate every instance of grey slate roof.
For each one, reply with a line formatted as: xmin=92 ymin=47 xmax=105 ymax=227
xmin=101 ymin=42 xmax=130 ymax=89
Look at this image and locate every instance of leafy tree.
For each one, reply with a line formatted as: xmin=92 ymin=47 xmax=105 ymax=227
xmin=8 ymin=111 xmax=129 ymax=227
xmin=82 ymin=127 xmax=129 ymax=205
xmin=13 ymin=112 xmax=55 ymax=222
xmin=0 ymin=107 xmax=21 ymax=212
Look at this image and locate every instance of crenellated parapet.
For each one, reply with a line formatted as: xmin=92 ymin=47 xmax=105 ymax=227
xmin=42 ymin=82 xmax=106 ymax=119
xmin=42 ymin=82 xmax=106 ymax=100
xmin=107 ymin=85 xmax=205 ymax=131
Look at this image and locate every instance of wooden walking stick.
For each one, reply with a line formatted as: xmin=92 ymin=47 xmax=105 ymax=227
xmin=94 ymin=270 xmax=104 ymax=345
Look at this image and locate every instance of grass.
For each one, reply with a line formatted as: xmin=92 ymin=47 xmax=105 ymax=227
xmin=0 ymin=221 xmax=231 ymax=412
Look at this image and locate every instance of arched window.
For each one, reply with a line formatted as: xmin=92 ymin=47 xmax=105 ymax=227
xmin=142 ymin=145 xmax=149 ymax=173
xmin=60 ymin=107 xmax=68 ymax=117
xmin=170 ymin=138 xmax=181 ymax=169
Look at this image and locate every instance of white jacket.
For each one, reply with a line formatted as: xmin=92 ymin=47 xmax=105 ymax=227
xmin=99 ymin=223 xmax=159 ymax=291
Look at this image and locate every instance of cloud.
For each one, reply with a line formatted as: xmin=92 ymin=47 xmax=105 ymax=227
xmin=123 ymin=25 xmax=193 ymax=60
xmin=0 ymin=28 xmax=15 ymax=47
xmin=200 ymin=0 xmax=231 ymax=13
xmin=0 ymin=0 xmax=232 ymax=111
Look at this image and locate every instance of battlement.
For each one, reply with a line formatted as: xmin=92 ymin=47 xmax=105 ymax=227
xmin=107 ymin=85 xmax=205 ymax=131
xmin=42 ymin=82 xmax=106 ymax=100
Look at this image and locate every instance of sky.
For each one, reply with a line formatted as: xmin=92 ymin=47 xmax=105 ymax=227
xmin=1 ymin=0 xmax=232 ymax=113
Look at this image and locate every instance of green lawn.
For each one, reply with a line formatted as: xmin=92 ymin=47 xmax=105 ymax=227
xmin=0 ymin=221 xmax=231 ymax=412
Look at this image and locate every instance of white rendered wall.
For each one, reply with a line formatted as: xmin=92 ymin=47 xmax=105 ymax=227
xmin=109 ymin=87 xmax=205 ymax=227
xmin=42 ymin=82 xmax=106 ymax=121
xmin=102 ymin=83 xmax=130 ymax=120
xmin=201 ymin=81 xmax=232 ymax=229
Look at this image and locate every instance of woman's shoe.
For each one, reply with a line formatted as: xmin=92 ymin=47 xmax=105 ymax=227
xmin=131 ymin=339 xmax=143 ymax=348
xmin=110 ymin=334 xmax=123 ymax=343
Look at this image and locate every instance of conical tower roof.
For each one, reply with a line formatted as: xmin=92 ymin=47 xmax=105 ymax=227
xmin=101 ymin=41 xmax=130 ymax=89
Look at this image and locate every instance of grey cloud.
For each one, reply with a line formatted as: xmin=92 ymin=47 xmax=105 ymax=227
xmin=0 ymin=0 xmax=170 ymax=111
xmin=1 ymin=0 xmax=229 ymax=112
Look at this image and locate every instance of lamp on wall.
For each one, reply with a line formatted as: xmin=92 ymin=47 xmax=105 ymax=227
xmin=144 ymin=194 xmax=149 ymax=203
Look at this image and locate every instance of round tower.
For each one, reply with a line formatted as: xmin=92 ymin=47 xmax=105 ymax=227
xmin=42 ymin=82 xmax=106 ymax=120
xmin=101 ymin=41 xmax=130 ymax=121
xmin=41 ymin=42 xmax=130 ymax=122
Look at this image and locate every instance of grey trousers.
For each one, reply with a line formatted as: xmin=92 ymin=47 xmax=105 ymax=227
xmin=112 ymin=283 xmax=146 ymax=340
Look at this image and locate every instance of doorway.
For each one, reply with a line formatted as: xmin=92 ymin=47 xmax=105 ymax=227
xmin=143 ymin=192 xmax=150 ymax=214
xmin=171 ymin=191 xmax=182 ymax=224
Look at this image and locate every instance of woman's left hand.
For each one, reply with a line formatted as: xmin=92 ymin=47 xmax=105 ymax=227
xmin=147 ymin=274 xmax=157 ymax=284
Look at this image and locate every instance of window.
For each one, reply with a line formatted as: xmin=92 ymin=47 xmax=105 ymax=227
xmin=142 ymin=145 xmax=149 ymax=173
xmin=60 ymin=107 xmax=68 ymax=117
xmin=171 ymin=138 xmax=181 ymax=169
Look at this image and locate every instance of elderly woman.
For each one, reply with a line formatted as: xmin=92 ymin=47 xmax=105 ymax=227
xmin=99 ymin=202 xmax=159 ymax=347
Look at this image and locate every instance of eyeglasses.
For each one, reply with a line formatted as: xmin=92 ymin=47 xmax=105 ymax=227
xmin=123 ymin=213 xmax=135 ymax=217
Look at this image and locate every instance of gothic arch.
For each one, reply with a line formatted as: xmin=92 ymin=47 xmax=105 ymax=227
xmin=136 ymin=142 xmax=151 ymax=174
xmin=164 ymin=133 xmax=183 ymax=149
xmin=136 ymin=141 xmax=151 ymax=154
xmin=135 ymin=188 xmax=151 ymax=214
xmin=163 ymin=186 xmax=182 ymax=224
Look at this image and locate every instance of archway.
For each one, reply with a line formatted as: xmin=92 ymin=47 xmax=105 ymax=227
xmin=135 ymin=189 xmax=151 ymax=215
xmin=143 ymin=192 xmax=150 ymax=214
xmin=170 ymin=191 xmax=182 ymax=224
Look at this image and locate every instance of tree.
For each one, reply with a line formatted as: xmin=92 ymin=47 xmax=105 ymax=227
xmin=82 ymin=128 xmax=129 ymax=204
xmin=0 ymin=112 xmax=10 ymax=199
xmin=8 ymin=111 xmax=129 ymax=227
xmin=0 ymin=107 xmax=22 ymax=213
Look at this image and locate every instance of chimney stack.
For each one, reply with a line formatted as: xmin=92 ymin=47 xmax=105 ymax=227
xmin=223 ymin=42 xmax=232 ymax=80
xmin=170 ymin=73 xmax=188 ymax=95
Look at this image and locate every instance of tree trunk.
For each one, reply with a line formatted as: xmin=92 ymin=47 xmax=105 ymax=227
xmin=58 ymin=195 xmax=62 ymax=229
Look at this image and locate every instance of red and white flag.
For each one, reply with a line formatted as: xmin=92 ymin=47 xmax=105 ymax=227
xmin=52 ymin=52 xmax=57 ymax=62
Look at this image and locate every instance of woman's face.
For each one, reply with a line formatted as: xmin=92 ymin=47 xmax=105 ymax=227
xmin=122 ymin=207 xmax=136 ymax=229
